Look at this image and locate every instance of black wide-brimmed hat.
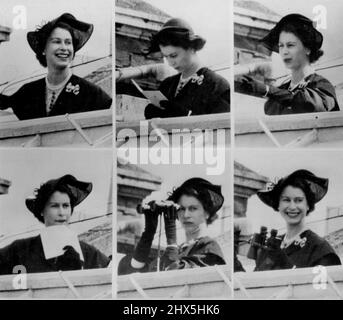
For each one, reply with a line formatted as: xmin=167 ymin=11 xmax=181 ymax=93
xmin=149 ymin=18 xmax=206 ymax=53
xmin=257 ymin=169 xmax=328 ymax=212
xmin=26 ymin=174 xmax=92 ymax=223
xmin=27 ymin=13 xmax=94 ymax=55
xmin=168 ymin=177 xmax=224 ymax=221
xmin=261 ymin=14 xmax=323 ymax=53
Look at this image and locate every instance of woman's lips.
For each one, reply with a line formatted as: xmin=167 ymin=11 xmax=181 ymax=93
xmin=283 ymin=58 xmax=292 ymax=64
xmin=55 ymin=220 xmax=67 ymax=223
xmin=286 ymin=211 xmax=299 ymax=217
xmin=55 ymin=53 xmax=70 ymax=59
xmin=183 ymin=221 xmax=194 ymax=226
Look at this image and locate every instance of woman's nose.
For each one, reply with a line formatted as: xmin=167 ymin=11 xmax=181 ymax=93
xmin=288 ymin=201 xmax=297 ymax=209
xmin=183 ymin=209 xmax=191 ymax=217
xmin=57 ymin=206 xmax=66 ymax=215
xmin=60 ymin=42 xmax=68 ymax=50
xmin=281 ymin=48 xmax=288 ymax=56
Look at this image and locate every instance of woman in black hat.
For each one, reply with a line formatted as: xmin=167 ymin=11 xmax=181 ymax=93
xmin=235 ymin=14 xmax=340 ymax=115
xmin=254 ymin=169 xmax=341 ymax=271
xmin=144 ymin=18 xmax=230 ymax=119
xmin=0 ymin=174 xmax=110 ymax=275
xmin=0 ymin=13 xmax=112 ymax=120
xmin=118 ymin=178 xmax=226 ymax=274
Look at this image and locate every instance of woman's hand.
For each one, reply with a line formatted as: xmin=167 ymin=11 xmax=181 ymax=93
xmin=142 ymin=201 xmax=160 ymax=238
xmin=163 ymin=201 xmax=178 ymax=246
xmin=235 ymin=75 xmax=268 ymax=97
xmin=132 ymin=201 xmax=160 ymax=263
xmin=55 ymin=245 xmax=83 ymax=271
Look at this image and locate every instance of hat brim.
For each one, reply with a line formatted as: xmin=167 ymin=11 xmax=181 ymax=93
xmin=149 ymin=29 xmax=206 ymax=53
xmin=26 ymin=174 xmax=93 ymax=220
xmin=261 ymin=14 xmax=323 ymax=53
xmin=257 ymin=169 xmax=328 ymax=211
xmin=168 ymin=177 xmax=224 ymax=216
xmin=27 ymin=13 xmax=94 ymax=56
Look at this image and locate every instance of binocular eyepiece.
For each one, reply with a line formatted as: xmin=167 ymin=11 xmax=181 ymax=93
xmin=136 ymin=200 xmax=180 ymax=215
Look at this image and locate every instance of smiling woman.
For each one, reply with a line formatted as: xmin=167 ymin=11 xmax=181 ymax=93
xmin=253 ymin=169 xmax=341 ymax=271
xmin=0 ymin=174 xmax=110 ymax=275
xmin=0 ymin=13 xmax=112 ymax=120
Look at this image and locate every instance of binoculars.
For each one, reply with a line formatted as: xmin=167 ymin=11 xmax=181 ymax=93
xmin=136 ymin=200 xmax=180 ymax=216
xmin=247 ymin=226 xmax=282 ymax=260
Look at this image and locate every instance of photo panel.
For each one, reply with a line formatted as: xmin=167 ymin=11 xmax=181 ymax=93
xmin=116 ymin=144 xmax=232 ymax=299
xmin=0 ymin=0 xmax=112 ymax=148
xmin=234 ymin=0 xmax=343 ymax=148
xmin=234 ymin=148 xmax=343 ymax=299
xmin=115 ymin=0 xmax=231 ymax=145
xmin=0 ymin=148 xmax=112 ymax=298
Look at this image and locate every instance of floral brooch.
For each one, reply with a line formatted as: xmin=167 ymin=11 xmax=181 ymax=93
xmin=65 ymin=83 xmax=80 ymax=95
xmin=294 ymin=236 xmax=307 ymax=248
xmin=190 ymin=74 xmax=204 ymax=86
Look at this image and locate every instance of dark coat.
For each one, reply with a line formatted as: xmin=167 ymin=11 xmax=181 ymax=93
xmin=0 ymin=235 xmax=110 ymax=275
xmin=0 ymin=74 xmax=112 ymax=120
xmin=118 ymin=236 xmax=226 ymax=275
xmin=255 ymin=230 xmax=341 ymax=271
xmin=144 ymin=67 xmax=230 ymax=119
xmin=264 ymin=73 xmax=340 ymax=115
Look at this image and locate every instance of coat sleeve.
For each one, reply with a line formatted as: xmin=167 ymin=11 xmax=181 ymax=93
xmin=83 ymin=81 xmax=112 ymax=111
xmin=80 ymin=242 xmax=110 ymax=269
xmin=0 ymin=242 xmax=16 ymax=275
xmin=205 ymin=76 xmax=230 ymax=114
xmin=0 ymin=84 xmax=28 ymax=114
xmin=0 ymin=94 xmax=11 ymax=110
xmin=265 ymin=76 xmax=338 ymax=114
xmin=310 ymin=240 xmax=341 ymax=267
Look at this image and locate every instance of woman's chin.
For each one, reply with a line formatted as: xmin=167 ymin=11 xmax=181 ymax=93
xmin=48 ymin=62 xmax=71 ymax=71
xmin=183 ymin=224 xmax=198 ymax=233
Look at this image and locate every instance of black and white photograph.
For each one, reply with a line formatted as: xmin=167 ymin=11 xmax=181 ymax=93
xmin=234 ymin=149 xmax=343 ymax=299
xmin=234 ymin=0 xmax=343 ymax=148
xmin=116 ymin=147 xmax=232 ymax=299
xmin=115 ymin=0 xmax=231 ymax=149
xmin=0 ymin=149 xmax=112 ymax=299
xmin=0 ymin=0 xmax=112 ymax=147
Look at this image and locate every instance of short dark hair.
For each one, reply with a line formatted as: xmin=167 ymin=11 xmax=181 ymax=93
xmin=173 ymin=186 xmax=218 ymax=224
xmin=35 ymin=22 xmax=76 ymax=67
xmin=276 ymin=178 xmax=316 ymax=215
xmin=279 ymin=23 xmax=324 ymax=63
xmin=156 ymin=32 xmax=205 ymax=51
xmin=34 ymin=183 xmax=75 ymax=223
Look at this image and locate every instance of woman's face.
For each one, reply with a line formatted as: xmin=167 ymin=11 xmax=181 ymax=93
xmin=44 ymin=27 xmax=74 ymax=70
xmin=159 ymin=45 xmax=195 ymax=73
xmin=177 ymin=195 xmax=209 ymax=232
xmin=278 ymin=185 xmax=309 ymax=226
xmin=278 ymin=31 xmax=310 ymax=71
xmin=42 ymin=191 xmax=72 ymax=227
